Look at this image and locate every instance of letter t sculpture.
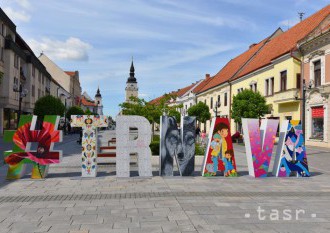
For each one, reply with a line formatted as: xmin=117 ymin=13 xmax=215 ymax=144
xmin=71 ymin=115 xmax=108 ymax=177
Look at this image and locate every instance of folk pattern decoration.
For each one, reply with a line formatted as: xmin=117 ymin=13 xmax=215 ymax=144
xmin=70 ymin=115 xmax=108 ymax=177
xmin=4 ymin=115 xmax=62 ymax=179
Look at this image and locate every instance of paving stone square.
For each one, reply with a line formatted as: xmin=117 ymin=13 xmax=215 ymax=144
xmin=1 ymin=132 xmax=330 ymax=233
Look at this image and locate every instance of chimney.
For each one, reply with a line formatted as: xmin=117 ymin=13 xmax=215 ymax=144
xmin=249 ymin=43 xmax=257 ymax=49
xmin=205 ymin=74 xmax=210 ymax=79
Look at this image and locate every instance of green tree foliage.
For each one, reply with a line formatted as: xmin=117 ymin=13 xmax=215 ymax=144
xmin=231 ymin=89 xmax=268 ymax=124
xmin=85 ymin=109 xmax=95 ymax=115
xmin=119 ymin=95 xmax=182 ymax=124
xmin=66 ymin=106 xmax=85 ymax=119
xmin=187 ymin=101 xmax=211 ymax=123
xmin=34 ymin=95 xmax=65 ymax=119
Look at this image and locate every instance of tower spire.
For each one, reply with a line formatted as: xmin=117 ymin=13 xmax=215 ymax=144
xmin=127 ymin=58 xmax=137 ymax=83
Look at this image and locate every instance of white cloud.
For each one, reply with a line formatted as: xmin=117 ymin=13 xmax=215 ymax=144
xmin=15 ymin=0 xmax=31 ymax=9
xmin=28 ymin=37 xmax=92 ymax=61
xmin=279 ymin=18 xmax=300 ymax=28
xmin=3 ymin=7 xmax=31 ymax=22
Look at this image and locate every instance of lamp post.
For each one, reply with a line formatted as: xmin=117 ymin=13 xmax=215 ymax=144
xmin=295 ymin=80 xmax=312 ymax=142
xmin=213 ymin=101 xmax=221 ymax=117
xmin=60 ymin=94 xmax=71 ymax=135
xmin=13 ymin=83 xmax=28 ymax=128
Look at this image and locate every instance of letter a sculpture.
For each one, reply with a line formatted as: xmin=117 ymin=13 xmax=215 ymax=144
xmin=273 ymin=120 xmax=310 ymax=177
xmin=71 ymin=115 xmax=108 ymax=177
xmin=4 ymin=115 xmax=62 ymax=179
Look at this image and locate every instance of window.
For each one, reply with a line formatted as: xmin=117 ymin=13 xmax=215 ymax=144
xmin=237 ymin=88 xmax=243 ymax=93
xmin=280 ymin=70 xmax=287 ymax=91
xmin=224 ymin=93 xmax=228 ymax=106
xmin=270 ymin=77 xmax=274 ymax=95
xmin=14 ymin=55 xmax=19 ymax=68
xmin=311 ymin=106 xmax=324 ymax=139
xmin=217 ymin=95 xmax=220 ymax=106
xmin=32 ymin=85 xmax=35 ymax=97
xmin=210 ymin=97 xmax=213 ymax=109
xmin=0 ymin=47 xmax=3 ymax=61
xmin=38 ymin=71 xmax=41 ymax=82
xmin=250 ymin=83 xmax=257 ymax=92
xmin=204 ymin=99 xmax=206 ymax=105
xmin=265 ymin=77 xmax=274 ymax=96
xmin=314 ymin=60 xmax=321 ymax=87
xmin=42 ymin=75 xmax=44 ymax=85
xmin=2 ymin=24 xmax=6 ymax=36
xmin=32 ymin=66 xmax=35 ymax=77
xmin=296 ymin=73 xmax=301 ymax=89
xmin=38 ymin=89 xmax=41 ymax=99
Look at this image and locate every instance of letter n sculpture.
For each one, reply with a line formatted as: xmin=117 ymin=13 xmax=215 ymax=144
xmin=4 ymin=115 xmax=62 ymax=179
xmin=273 ymin=120 xmax=310 ymax=177
xmin=202 ymin=117 xmax=237 ymax=177
xmin=242 ymin=118 xmax=279 ymax=178
xmin=71 ymin=115 xmax=108 ymax=177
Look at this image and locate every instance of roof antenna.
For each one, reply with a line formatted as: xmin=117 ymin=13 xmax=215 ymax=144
xmin=298 ymin=12 xmax=305 ymax=22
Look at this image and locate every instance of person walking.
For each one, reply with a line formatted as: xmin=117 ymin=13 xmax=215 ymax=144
xmin=195 ymin=126 xmax=201 ymax=143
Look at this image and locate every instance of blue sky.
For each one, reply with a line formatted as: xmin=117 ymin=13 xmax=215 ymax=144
xmin=1 ymin=0 xmax=329 ymax=116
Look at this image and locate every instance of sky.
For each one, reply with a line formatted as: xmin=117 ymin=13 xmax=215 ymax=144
xmin=1 ymin=0 xmax=329 ymax=117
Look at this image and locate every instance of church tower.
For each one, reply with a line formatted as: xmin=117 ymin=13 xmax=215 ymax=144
xmin=125 ymin=60 xmax=138 ymax=102
xmin=95 ymin=86 xmax=103 ymax=115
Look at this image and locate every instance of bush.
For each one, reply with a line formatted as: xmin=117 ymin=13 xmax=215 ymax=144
xmin=150 ymin=141 xmax=160 ymax=155
xmin=34 ymin=95 xmax=65 ymax=119
xmin=66 ymin=106 xmax=85 ymax=119
xmin=195 ymin=143 xmax=205 ymax=156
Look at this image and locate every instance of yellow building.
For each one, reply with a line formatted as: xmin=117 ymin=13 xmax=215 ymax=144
xmin=196 ymin=5 xmax=330 ymax=136
xmin=196 ymin=28 xmax=283 ymax=134
xmin=230 ymin=5 xmax=330 ymax=134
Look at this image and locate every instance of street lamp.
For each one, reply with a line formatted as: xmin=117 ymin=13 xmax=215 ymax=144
xmin=295 ymin=80 xmax=313 ymax=142
xmin=60 ymin=94 xmax=71 ymax=135
xmin=13 ymin=83 xmax=28 ymax=127
xmin=213 ymin=101 xmax=221 ymax=117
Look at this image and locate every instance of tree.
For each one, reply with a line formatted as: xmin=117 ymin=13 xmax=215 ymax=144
xmin=119 ymin=95 xmax=182 ymax=138
xmin=187 ymin=101 xmax=211 ymax=124
xmin=34 ymin=95 xmax=65 ymax=119
xmin=231 ymin=89 xmax=269 ymax=124
xmin=85 ymin=109 xmax=95 ymax=115
xmin=66 ymin=106 xmax=85 ymax=119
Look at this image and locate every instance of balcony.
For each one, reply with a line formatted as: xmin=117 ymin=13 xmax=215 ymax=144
xmin=273 ymin=88 xmax=300 ymax=103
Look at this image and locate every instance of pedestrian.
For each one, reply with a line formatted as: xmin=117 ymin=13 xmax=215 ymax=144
xmin=195 ymin=126 xmax=201 ymax=143
xmin=67 ymin=122 xmax=71 ymax=134
xmin=201 ymin=130 xmax=206 ymax=145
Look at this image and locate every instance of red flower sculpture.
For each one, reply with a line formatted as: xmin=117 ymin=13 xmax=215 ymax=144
xmin=5 ymin=122 xmax=61 ymax=166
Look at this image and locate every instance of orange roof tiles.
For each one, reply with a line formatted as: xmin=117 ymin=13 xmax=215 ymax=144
xmin=197 ymin=37 xmax=269 ymax=93
xmin=65 ymin=71 xmax=75 ymax=76
xmin=236 ymin=4 xmax=330 ymax=79
xmin=81 ymin=96 xmax=95 ymax=107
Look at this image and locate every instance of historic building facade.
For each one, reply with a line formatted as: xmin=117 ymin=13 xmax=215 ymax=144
xmin=0 ymin=8 xmax=52 ymax=135
xmin=299 ymin=15 xmax=330 ymax=147
xmin=125 ymin=61 xmax=138 ymax=102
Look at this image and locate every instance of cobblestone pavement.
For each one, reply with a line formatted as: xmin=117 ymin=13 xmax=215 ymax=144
xmin=0 ymin=131 xmax=330 ymax=233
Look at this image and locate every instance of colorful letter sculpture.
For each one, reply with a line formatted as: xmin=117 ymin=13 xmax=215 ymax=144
xmin=202 ymin=117 xmax=237 ymax=177
xmin=4 ymin=115 xmax=62 ymax=179
xmin=160 ymin=116 xmax=196 ymax=176
xmin=116 ymin=116 xmax=152 ymax=177
xmin=242 ymin=118 xmax=278 ymax=178
xmin=180 ymin=116 xmax=196 ymax=176
xmin=273 ymin=120 xmax=310 ymax=177
xmin=70 ymin=115 xmax=108 ymax=177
